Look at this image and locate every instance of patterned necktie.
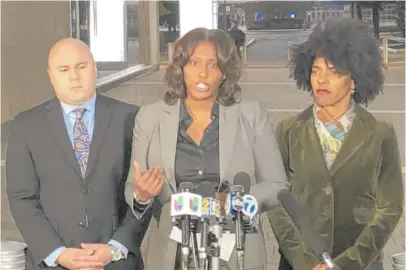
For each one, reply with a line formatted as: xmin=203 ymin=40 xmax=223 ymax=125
xmin=73 ymin=108 xmax=90 ymax=177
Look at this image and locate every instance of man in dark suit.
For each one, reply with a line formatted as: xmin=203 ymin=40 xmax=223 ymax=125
xmin=6 ymin=38 xmax=148 ymax=270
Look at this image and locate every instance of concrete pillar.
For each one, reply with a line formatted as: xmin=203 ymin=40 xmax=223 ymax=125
xmin=1 ymin=1 xmax=71 ymax=123
xmin=138 ymin=1 xmax=159 ymax=65
xmin=148 ymin=2 xmax=160 ymax=65
xmin=179 ymin=0 xmax=217 ymax=37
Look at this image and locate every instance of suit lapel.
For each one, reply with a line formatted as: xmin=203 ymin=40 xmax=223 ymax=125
xmin=296 ymin=106 xmax=330 ymax=179
xmin=160 ymin=100 xmax=180 ymax=192
xmin=329 ymin=105 xmax=373 ymax=176
xmin=45 ymin=98 xmax=82 ymax=178
xmin=85 ymin=96 xmax=112 ymax=179
xmin=219 ymin=104 xmax=238 ymax=183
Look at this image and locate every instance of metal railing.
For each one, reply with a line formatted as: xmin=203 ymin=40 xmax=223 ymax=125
xmin=168 ymin=37 xmax=403 ymax=67
xmin=382 ymin=37 xmax=389 ymax=65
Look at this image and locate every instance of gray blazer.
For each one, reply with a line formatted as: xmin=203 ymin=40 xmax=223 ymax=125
xmin=124 ymin=99 xmax=289 ymax=270
xmin=6 ymin=96 xmax=149 ymax=270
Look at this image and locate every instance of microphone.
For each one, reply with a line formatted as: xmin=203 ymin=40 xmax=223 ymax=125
xmin=195 ymin=181 xmax=217 ymax=270
xmin=277 ymin=190 xmax=342 ymax=270
xmin=171 ymin=182 xmax=202 ymax=269
xmin=190 ymin=215 xmax=199 ymax=269
xmin=196 ymin=181 xmax=224 ymax=270
xmin=217 ymin=180 xmax=229 ymax=193
xmin=227 ymin=172 xmax=251 ymax=270
xmin=241 ymin=193 xmax=259 ymax=233
xmin=234 ymin=172 xmax=251 ymax=193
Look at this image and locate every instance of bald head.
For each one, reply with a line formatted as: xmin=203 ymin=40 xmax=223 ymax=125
xmin=47 ymin=38 xmax=97 ymax=105
xmin=48 ymin=38 xmax=94 ymax=68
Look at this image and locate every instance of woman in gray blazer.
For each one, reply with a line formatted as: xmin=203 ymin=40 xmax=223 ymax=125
xmin=124 ymin=27 xmax=289 ymax=270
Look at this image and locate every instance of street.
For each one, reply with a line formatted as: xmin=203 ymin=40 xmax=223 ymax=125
xmin=246 ymin=29 xmax=310 ymax=63
xmin=245 ymin=29 xmax=405 ymax=64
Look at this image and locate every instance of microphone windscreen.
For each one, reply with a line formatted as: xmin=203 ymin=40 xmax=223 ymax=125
xmin=229 ymin=185 xmax=244 ymax=194
xmin=233 ymin=172 xmax=251 ymax=193
xmin=195 ymin=181 xmax=215 ymax=198
xmin=178 ymin=181 xmax=194 ymax=192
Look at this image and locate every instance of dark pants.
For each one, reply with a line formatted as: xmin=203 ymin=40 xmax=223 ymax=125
xmin=277 ymin=253 xmax=293 ymax=270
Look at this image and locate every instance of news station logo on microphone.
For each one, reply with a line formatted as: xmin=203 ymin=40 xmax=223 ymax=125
xmin=211 ymin=199 xmax=221 ymax=218
xmin=225 ymin=193 xmax=245 ymax=218
xmin=171 ymin=192 xmax=203 ymax=217
xmin=202 ymin=197 xmax=221 ymax=218
xmin=225 ymin=194 xmax=233 ymax=217
xmin=232 ymin=195 xmax=244 ymax=211
xmin=202 ymin=198 xmax=210 ymax=216
xmin=190 ymin=197 xmax=200 ymax=213
xmin=242 ymin=194 xmax=258 ymax=218
xmin=173 ymin=196 xmax=184 ymax=212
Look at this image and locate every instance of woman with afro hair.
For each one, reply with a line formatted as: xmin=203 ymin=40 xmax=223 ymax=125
xmin=267 ymin=18 xmax=404 ymax=270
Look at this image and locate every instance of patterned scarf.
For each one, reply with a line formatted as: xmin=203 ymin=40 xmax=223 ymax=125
xmin=314 ymin=102 xmax=355 ymax=169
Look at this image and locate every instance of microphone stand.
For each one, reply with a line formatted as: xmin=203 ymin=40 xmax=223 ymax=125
xmin=177 ymin=182 xmax=195 ymax=270
xmin=181 ymin=214 xmax=190 ymax=270
xmin=208 ymin=215 xmax=224 ymax=270
xmin=235 ymin=210 xmax=245 ymax=270
xmin=190 ymin=218 xmax=199 ymax=269
xmin=199 ymin=218 xmax=209 ymax=270
xmin=208 ymin=231 xmax=220 ymax=270
xmin=230 ymin=186 xmax=246 ymax=270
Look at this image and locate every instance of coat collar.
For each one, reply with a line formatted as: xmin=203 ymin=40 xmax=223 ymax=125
xmin=294 ymin=104 xmax=375 ymax=178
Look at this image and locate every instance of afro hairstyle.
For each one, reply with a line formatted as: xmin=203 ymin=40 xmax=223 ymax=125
xmin=290 ymin=18 xmax=384 ymax=106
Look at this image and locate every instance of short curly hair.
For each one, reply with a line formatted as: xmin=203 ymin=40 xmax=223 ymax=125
xmin=290 ymin=18 xmax=384 ymax=106
xmin=164 ymin=27 xmax=242 ymax=106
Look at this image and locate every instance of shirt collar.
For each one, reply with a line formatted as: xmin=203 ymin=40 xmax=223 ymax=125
xmin=179 ymin=100 xmax=219 ymax=122
xmin=313 ymin=99 xmax=355 ymax=116
xmin=60 ymin=94 xmax=97 ymax=117
xmin=179 ymin=100 xmax=191 ymax=123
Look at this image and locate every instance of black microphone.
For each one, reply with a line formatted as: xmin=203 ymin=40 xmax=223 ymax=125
xmin=195 ymin=181 xmax=215 ymax=270
xmin=217 ymin=180 xmax=229 ymax=193
xmin=229 ymin=172 xmax=251 ymax=270
xmin=234 ymin=172 xmax=251 ymax=193
xmin=277 ymin=190 xmax=342 ymax=270
xmin=177 ymin=181 xmax=195 ymax=268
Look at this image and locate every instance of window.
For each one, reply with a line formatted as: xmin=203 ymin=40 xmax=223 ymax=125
xmin=70 ymin=0 xmax=143 ymax=79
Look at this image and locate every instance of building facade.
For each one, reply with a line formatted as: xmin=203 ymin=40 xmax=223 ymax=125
xmin=1 ymin=1 xmax=160 ymax=123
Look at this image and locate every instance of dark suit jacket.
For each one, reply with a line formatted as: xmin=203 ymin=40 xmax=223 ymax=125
xmin=6 ymin=95 xmax=149 ymax=270
xmin=267 ymin=105 xmax=404 ymax=270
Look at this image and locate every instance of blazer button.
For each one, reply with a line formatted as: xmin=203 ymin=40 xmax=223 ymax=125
xmin=78 ymin=221 xmax=85 ymax=228
xmin=82 ymin=189 xmax=89 ymax=194
xmin=322 ymin=208 xmax=330 ymax=216
xmin=324 ymin=186 xmax=332 ymax=195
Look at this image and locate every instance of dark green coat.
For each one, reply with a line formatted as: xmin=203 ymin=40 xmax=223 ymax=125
xmin=267 ymin=105 xmax=404 ymax=270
